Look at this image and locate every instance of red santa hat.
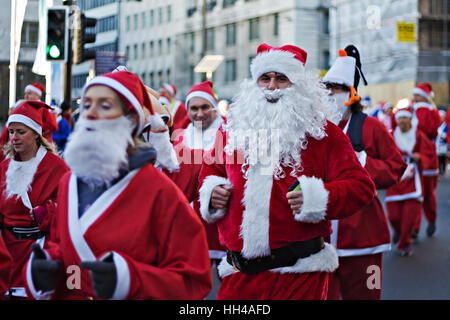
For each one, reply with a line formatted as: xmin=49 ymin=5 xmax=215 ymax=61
xmin=162 ymin=83 xmax=177 ymax=97
xmin=413 ymin=82 xmax=434 ymax=100
xmin=250 ymin=43 xmax=307 ymax=84
xmin=81 ymin=70 xmax=164 ymax=133
xmin=185 ymin=81 xmax=218 ymax=109
xmin=25 ymin=83 xmax=46 ymax=97
xmin=394 ymin=107 xmax=413 ymax=121
xmin=382 ymin=101 xmax=393 ymax=112
xmin=6 ymin=100 xmax=51 ymax=135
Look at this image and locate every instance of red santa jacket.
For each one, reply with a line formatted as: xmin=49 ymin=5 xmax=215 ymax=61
xmin=198 ymin=121 xmax=376 ymax=277
xmin=170 ymin=100 xmax=188 ymax=131
xmin=24 ymin=165 xmax=212 ymax=300
xmin=412 ymin=102 xmax=441 ymax=141
xmin=167 ymin=116 xmax=226 ymax=256
xmin=386 ymin=127 xmax=436 ymax=202
xmin=331 ymin=115 xmax=407 ymax=256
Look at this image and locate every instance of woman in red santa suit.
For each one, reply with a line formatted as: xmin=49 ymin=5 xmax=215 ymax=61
xmin=322 ymin=46 xmax=406 ymax=300
xmin=24 ymin=71 xmax=212 ymax=300
xmin=385 ymin=108 xmax=436 ymax=256
xmin=0 ymin=100 xmax=69 ymax=299
xmin=198 ymin=44 xmax=376 ymax=300
xmin=411 ymin=83 xmax=440 ymax=238
xmin=168 ymin=81 xmax=227 ymax=268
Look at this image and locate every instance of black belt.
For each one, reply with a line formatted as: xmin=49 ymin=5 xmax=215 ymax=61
xmin=226 ymin=236 xmax=325 ymax=275
xmin=6 ymin=226 xmax=46 ymax=240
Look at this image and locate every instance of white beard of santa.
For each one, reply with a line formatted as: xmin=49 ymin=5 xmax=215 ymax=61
xmin=393 ymin=125 xmax=416 ymax=155
xmin=224 ymin=76 xmax=338 ymax=180
xmin=64 ymin=116 xmax=134 ymax=185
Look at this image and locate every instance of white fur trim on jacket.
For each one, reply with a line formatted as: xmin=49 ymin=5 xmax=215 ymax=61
xmin=294 ymin=176 xmax=329 ymax=223
xmin=199 ymin=175 xmax=232 ymax=223
xmin=110 ymin=252 xmax=131 ymax=300
xmin=250 ymin=50 xmax=304 ymax=84
xmin=217 ymin=243 xmax=339 ymax=278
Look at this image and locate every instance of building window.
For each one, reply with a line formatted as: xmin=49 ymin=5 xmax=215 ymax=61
xmin=189 ymin=65 xmax=195 ymax=86
xmin=73 ymin=73 xmax=89 ymax=89
xmin=223 ymin=0 xmax=237 ymax=8
xmin=94 ymin=15 xmax=117 ymax=33
xmin=206 ymin=28 xmax=215 ymax=51
xmin=167 ymin=5 xmax=172 ymax=23
xmin=166 ymin=69 xmax=171 ymax=83
xmin=322 ymin=50 xmax=330 ymax=70
xmin=141 ymin=43 xmax=146 ymax=59
xmin=141 ymin=73 xmax=146 ymax=84
xmin=126 ymin=45 xmax=130 ymax=59
xmin=134 ymin=14 xmax=138 ymax=30
xmin=190 ymin=32 xmax=195 ymax=53
xmin=150 ymin=9 xmax=154 ymax=26
xmin=149 ymin=41 xmax=154 ymax=57
xmin=225 ymin=59 xmax=237 ymax=83
xmin=141 ymin=12 xmax=146 ymax=28
xmin=273 ymin=13 xmax=279 ymax=36
xmin=249 ymin=18 xmax=260 ymax=41
xmin=150 ymin=71 xmax=155 ymax=88
xmin=158 ymin=7 xmax=163 ymax=24
xmin=126 ymin=16 xmax=130 ymax=31
xmin=158 ymin=70 xmax=163 ymax=87
xmin=167 ymin=38 xmax=171 ymax=54
xmin=21 ymin=21 xmax=38 ymax=47
xmin=158 ymin=39 xmax=163 ymax=55
xmin=134 ymin=44 xmax=138 ymax=60
xmin=226 ymin=23 xmax=236 ymax=46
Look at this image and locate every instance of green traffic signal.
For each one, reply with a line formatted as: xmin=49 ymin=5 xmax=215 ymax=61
xmin=47 ymin=45 xmax=61 ymax=59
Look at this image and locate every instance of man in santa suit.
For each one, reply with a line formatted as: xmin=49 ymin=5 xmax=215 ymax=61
xmin=385 ymin=108 xmax=436 ymax=256
xmin=24 ymin=71 xmax=212 ymax=300
xmin=159 ymin=83 xmax=189 ymax=130
xmin=0 ymin=100 xmax=69 ymax=299
xmin=197 ymin=43 xmax=376 ymax=300
xmin=411 ymin=83 xmax=440 ymax=238
xmin=168 ymin=81 xmax=227 ymax=267
xmin=322 ymin=46 xmax=406 ymax=300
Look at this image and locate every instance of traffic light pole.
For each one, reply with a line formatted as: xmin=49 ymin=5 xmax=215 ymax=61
xmin=64 ymin=25 xmax=72 ymax=106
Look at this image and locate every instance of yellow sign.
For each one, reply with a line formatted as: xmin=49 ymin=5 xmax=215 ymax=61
xmin=397 ymin=22 xmax=416 ymax=43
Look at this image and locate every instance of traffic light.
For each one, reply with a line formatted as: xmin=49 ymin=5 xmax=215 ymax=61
xmin=73 ymin=11 xmax=97 ymax=65
xmin=46 ymin=7 xmax=69 ymax=61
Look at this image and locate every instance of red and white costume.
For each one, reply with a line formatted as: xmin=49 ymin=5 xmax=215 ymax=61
xmin=386 ymin=123 xmax=436 ymax=249
xmin=198 ymin=121 xmax=375 ymax=299
xmin=0 ymin=101 xmax=69 ymax=298
xmin=411 ymin=83 xmax=441 ymax=232
xmin=24 ymin=71 xmax=212 ymax=300
xmin=169 ymin=114 xmax=226 ymax=260
xmin=323 ymin=47 xmax=406 ymax=300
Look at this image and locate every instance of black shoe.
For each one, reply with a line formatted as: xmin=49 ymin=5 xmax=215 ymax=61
xmin=426 ymin=223 xmax=436 ymax=237
xmin=411 ymin=229 xmax=419 ymax=240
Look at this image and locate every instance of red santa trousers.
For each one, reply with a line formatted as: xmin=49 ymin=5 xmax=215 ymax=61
xmin=386 ymin=200 xmax=422 ymax=249
xmin=418 ymin=176 xmax=438 ymax=228
xmin=327 ymin=253 xmax=382 ymax=300
xmin=217 ymin=270 xmax=328 ymax=300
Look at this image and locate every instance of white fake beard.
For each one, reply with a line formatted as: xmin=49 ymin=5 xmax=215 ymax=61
xmin=224 ymin=76 xmax=337 ymax=179
xmin=148 ymin=130 xmax=179 ymax=172
xmin=64 ymin=116 xmax=134 ymax=185
xmin=328 ymin=92 xmax=350 ymax=125
xmin=5 ymin=147 xmax=46 ymax=199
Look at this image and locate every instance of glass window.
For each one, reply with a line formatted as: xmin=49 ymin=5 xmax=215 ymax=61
xmin=167 ymin=5 xmax=172 ymax=22
xmin=249 ymin=18 xmax=260 ymax=41
xmin=134 ymin=14 xmax=138 ymax=30
xmin=226 ymin=23 xmax=236 ymax=46
xmin=141 ymin=12 xmax=146 ymax=28
xmin=150 ymin=10 xmax=154 ymax=26
xmin=225 ymin=59 xmax=237 ymax=83
xmin=274 ymin=13 xmax=279 ymax=36
xmin=206 ymin=28 xmax=215 ymax=50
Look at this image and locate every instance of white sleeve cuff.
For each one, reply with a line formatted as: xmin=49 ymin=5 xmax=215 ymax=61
xmin=199 ymin=175 xmax=231 ymax=223
xmin=110 ymin=252 xmax=131 ymax=300
xmin=358 ymin=150 xmax=367 ymax=167
xmin=294 ymin=176 xmax=329 ymax=223
xmin=25 ymin=250 xmax=54 ymax=300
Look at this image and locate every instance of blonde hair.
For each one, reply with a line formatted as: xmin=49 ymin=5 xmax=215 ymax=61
xmin=3 ymin=135 xmax=57 ymax=159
